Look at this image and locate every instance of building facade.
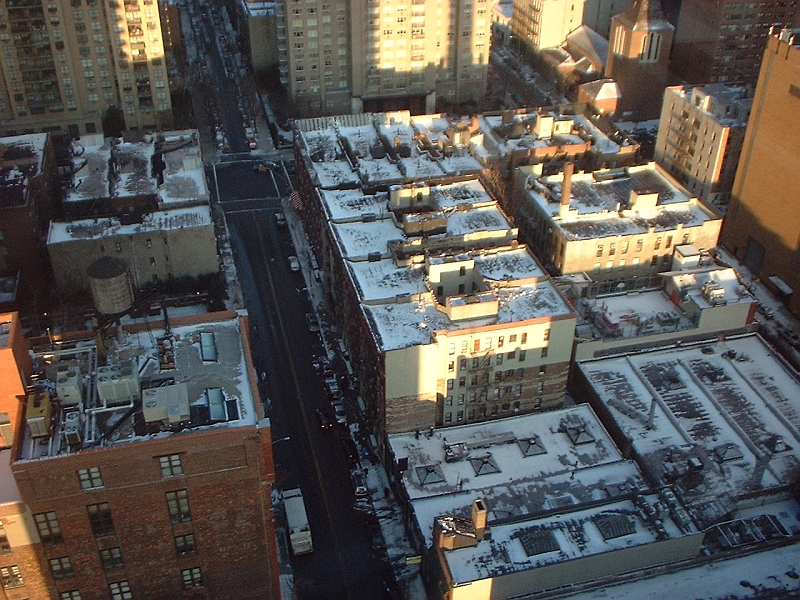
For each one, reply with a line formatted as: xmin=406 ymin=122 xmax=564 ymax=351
xmin=605 ymin=0 xmax=674 ymax=120
xmin=277 ymin=0 xmax=491 ymax=117
xmin=0 ymin=0 xmax=172 ymax=138
xmin=1 ymin=311 xmax=281 ymax=600
xmin=512 ymin=0 xmax=586 ymax=56
xmin=654 ymin=84 xmax=750 ymax=210
xmin=671 ymin=0 xmax=799 ymax=87
xmin=515 ymin=162 xmax=723 ymax=286
xmin=720 ymin=28 xmax=800 ymax=314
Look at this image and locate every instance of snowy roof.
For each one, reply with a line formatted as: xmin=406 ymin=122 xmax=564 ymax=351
xmin=66 ymin=131 xmax=207 ymax=205
xmin=363 ymin=273 xmax=573 ymax=351
xmin=333 ymin=219 xmax=405 ymax=261
xmin=523 ymin=163 xmax=718 ymax=239
xmin=17 ymin=312 xmax=259 ymax=461
xmin=389 ymin=405 xmax=637 ymax=514
xmin=477 ymin=110 xmax=627 ymax=157
xmin=579 ymin=334 xmax=800 ymax=513
xmin=440 ymin=491 xmax=696 ymax=585
xmin=319 ymin=188 xmax=390 ymax=222
xmin=47 ymin=205 xmax=213 ymax=244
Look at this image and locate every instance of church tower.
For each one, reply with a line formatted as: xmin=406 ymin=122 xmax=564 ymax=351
xmin=606 ymin=0 xmax=674 ymax=120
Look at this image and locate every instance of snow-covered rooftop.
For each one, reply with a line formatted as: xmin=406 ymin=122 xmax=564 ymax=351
xmin=47 ymin=205 xmax=213 ymax=244
xmin=363 ymin=274 xmax=572 ymax=351
xmin=65 ymin=131 xmax=207 ymax=205
xmin=580 ymin=334 xmax=800 ymax=521
xmin=17 ymin=312 xmax=259 ymax=461
xmin=523 ymin=163 xmax=719 ymax=240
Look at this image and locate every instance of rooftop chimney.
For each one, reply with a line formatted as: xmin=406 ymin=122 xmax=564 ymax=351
xmin=472 ymin=498 xmax=488 ymax=542
xmin=559 ymin=162 xmax=574 ymax=218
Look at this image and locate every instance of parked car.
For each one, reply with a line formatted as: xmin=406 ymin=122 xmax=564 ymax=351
xmin=369 ymin=522 xmax=385 ymax=552
xmin=332 ymin=399 xmax=347 ymax=424
xmin=306 ymin=313 xmax=320 ymax=332
xmin=288 ymin=256 xmax=300 ymax=272
xmin=757 ymin=303 xmax=774 ymax=320
xmin=319 ymin=357 xmax=333 ymax=378
xmin=325 ymin=377 xmax=341 ymax=399
xmin=351 ymin=469 xmax=368 ymax=498
xmin=275 ymin=211 xmax=286 ymax=227
xmin=341 ymin=435 xmax=360 ymax=467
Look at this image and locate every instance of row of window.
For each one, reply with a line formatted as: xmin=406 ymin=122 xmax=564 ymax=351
xmin=447 ymin=330 xmax=548 ymax=356
xmin=447 ymin=346 xmax=549 ymax=373
xmin=444 ymin=399 xmax=526 ymax=423
xmin=75 ymin=454 xmax=182 ymax=491
xmin=595 ymin=234 xmax=691 ymax=258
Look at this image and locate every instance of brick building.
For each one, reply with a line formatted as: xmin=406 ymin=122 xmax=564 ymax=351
xmin=720 ymin=28 xmax=800 ymax=314
xmin=0 ymin=311 xmax=281 ymax=600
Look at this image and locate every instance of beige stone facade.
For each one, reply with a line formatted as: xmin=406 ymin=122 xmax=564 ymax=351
xmin=277 ymin=0 xmax=491 ymax=117
xmin=655 ymin=84 xmax=750 ymax=209
xmin=0 ymin=0 xmax=172 ymax=138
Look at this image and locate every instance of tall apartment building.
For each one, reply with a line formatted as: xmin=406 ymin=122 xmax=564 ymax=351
xmin=671 ymin=0 xmax=799 ymax=87
xmin=277 ymin=0 xmax=491 ymax=117
xmin=512 ymin=0 xmax=586 ymax=55
xmin=1 ymin=310 xmax=281 ymax=600
xmin=605 ymin=0 xmax=674 ymax=120
xmin=0 ymin=0 xmax=172 ymax=138
xmin=720 ymin=28 xmax=800 ymax=314
xmin=654 ymin=84 xmax=751 ymax=209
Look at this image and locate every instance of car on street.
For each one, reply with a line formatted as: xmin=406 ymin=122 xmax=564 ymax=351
xmin=351 ymin=469 xmax=368 ymax=498
xmin=275 ymin=211 xmax=286 ymax=227
xmin=332 ymin=399 xmax=346 ymax=424
xmin=316 ymin=408 xmax=333 ymax=430
xmin=319 ymin=357 xmax=333 ymax=378
xmin=288 ymin=256 xmax=300 ymax=271
xmin=369 ymin=522 xmax=385 ymax=552
xmin=325 ymin=378 xmax=341 ymax=399
xmin=306 ymin=313 xmax=320 ymax=332
xmin=341 ymin=435 xmax=360 ymax=467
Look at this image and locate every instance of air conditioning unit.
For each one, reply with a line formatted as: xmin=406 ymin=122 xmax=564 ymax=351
xmin=64 ymin=411 xmax=81 ymax=445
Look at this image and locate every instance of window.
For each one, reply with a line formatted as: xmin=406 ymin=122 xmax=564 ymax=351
xmin=497 ymin=336 xmax=504 ymax=348
xmin=621 ymin=241 xmax=629 ymax=254
xmin=34 ymin=511 xmax=63 ymax=545
xmin=87 ymin=503 xmax=115 ymax=537
xmin=50 ymin=556 xmax=74 ymax=579
xmin=175 ymin=533 xmax=197 ymax=556
xmin=636 ymin=239 xmax=644 ymax=252
xmin=109 ymin=581 xmax=132 ymax=600
xmin=166 ymin=490 xmax=191 ymax=524
xmin=445 ymin=395 xmax=453 ymax=406
xmin=459 ymin=358 xmax=467 ymax=370
xmin=446 ymin=378 xmax=454 ymax=390
xmin=448 ymin=342 xmax=455 ymax=355
xmin=472 ymin=357 xmax=479 ymax=369
xmin=0 ymin=565 xmax=23 ymax=588
xmin=654 ymin=237 xmax=662 ymax=250
xmin=159 ymin=454 xmax=183 ymax=477
xmin=61 ymin=592 xmax=83 ymax=600
xmin=458 ymin=376 xmax=465 ymax=387
xmin=0 ymin=522 xmax=10 ymax=553
xmin=447 ymin=361 xmax=454 ymax=372
xmin=100 ymin=547 xmax=124 ymax=570
xmin=596 ymin=245 xmax=604 ymax=257
xmin=541 ymin=347 xmax=548 ymax=358
xmin=181 ymin=567 xmax=203 ymax=589
xmin=539 ymin=364 xmax=547 ymax=375
xmin=543 ymin=328 xmax=551 ymax=341
xmin=473 ymin=339 xmax=480 ymax=352
xmin=78 ymin=467 xmax=103 ymax=489
xmin=521 ymin=333 xmax=527 ymax=344
xmin=519 ymin=350 xmax=526 ymax=361
xmin=496 ymin=354 xmax=503 ymax=365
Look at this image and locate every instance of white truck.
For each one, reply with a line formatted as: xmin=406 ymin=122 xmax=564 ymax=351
xmin=284 ymin=488 xmax=313 ymax=555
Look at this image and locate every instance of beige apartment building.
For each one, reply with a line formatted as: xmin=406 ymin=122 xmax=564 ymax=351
xmin=655 ymin=84 xmax=750 ymax=210
xmin=277 ymin=0 xmax=491 ymax=117
xmin=0 ymin=0 xmax=172 ymax=138
xmin=514 ymin=162 xmax=723 ymax=288
xmin=512 ymin=0 xmax=586 ymax=55
xmin=721 ymin=28 xmax=800 ymax=314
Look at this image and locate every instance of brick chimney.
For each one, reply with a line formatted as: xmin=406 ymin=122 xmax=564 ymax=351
xmin=559 ymin=162 xmax=574 ymax=218
xmin=472 ymin=498 xmax=488 ymax=541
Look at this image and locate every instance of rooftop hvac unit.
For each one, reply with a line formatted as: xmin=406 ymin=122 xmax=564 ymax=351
xmin=26 ymin=391 xmax=52 ymax=438
xmin=56 ymin=365 xmax=83 ymax=407
xmin=64 ymin=411 xmax=81 ymax=445
xmin=702 ymin=280 xmax=725 ymax=303
xmin=142 ymin=383 xmax=190 ymax=425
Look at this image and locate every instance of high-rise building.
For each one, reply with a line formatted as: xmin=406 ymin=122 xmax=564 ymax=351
xmin=671 ymin=0 xmax=799 ymax=87
xmin=654 ymin=84 xmax=751 ymax=209
xmin=0 ymin=0 xmax=173 ymax=138
xmin=605 ymin=0 xmax=674 ymax=120
xmin=277 ymin=0 xmax=491 ymax=117
xmin=512 ymin=0 xmax=587 ymax=55
xmin=720 ymin=28 xmax=800 ymax=314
